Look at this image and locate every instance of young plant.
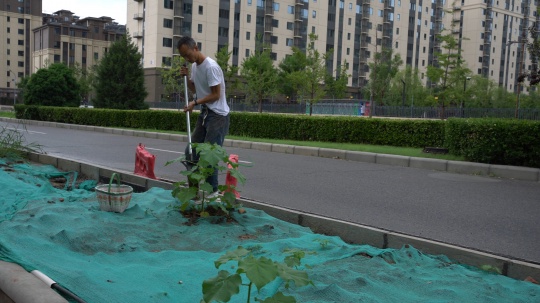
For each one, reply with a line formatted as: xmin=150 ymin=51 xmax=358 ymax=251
xmin=166 ymin=143 xmax=246 ymax=216
xmin=202 ymin=246 xmax=313 ymax=303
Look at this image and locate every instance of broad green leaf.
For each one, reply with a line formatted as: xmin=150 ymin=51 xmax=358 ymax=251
xmin=214 ymin=247 xmax=250 ymax=268
xmin=239 ymin=256 xmax=279 ymax=291
xmin=259 ymin=292 xmax=297 ymax=303
xmin=276 ymin=263 xmax=312 ymax=288
xmin=202 ymin=270 xmax=242 ymax=303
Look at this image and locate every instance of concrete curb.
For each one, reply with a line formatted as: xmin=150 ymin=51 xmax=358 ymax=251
xmin=1 ymin=117 xmax=539 ymax=181
xmin=0 ymin=261 xmax=68 ymax=303
xmin=1 ymin=152 xmax=539 ymax=302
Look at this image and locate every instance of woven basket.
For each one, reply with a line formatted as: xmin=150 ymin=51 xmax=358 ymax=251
xmin=95 ymin=173 xmax=133 ymax=213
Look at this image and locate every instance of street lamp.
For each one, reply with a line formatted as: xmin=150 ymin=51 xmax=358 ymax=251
xmin=462 ymin=77 xmax=471 ymax=118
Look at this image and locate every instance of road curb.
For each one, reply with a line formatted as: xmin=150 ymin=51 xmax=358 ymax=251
xmin=2 ymin=117 xmax=539 ymax=182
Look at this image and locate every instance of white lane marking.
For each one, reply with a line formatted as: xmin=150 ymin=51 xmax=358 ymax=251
xmin=145 ymin=147 xmax=252 ymax=164
xmin=6 ymin=127 xmax=47 ymax=135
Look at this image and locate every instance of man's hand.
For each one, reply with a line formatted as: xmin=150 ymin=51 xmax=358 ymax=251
xmin=183 ymin=101 xmax=196 ymax=113
xmin=180 ymin=66 xmax=189 ymax=78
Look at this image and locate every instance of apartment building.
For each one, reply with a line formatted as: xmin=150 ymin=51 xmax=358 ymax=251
xmin=0 ymin=0 xmax=42 ymax=102
xmin=131 ymin=0 xmax=538 ymax=102
xmin=32 ymin=10 xmax=126 ymax=78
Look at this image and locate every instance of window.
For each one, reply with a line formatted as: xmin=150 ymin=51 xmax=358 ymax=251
xmin=54 ymin=54 xmax=60 ymax=62
xmin=7 ymin=27 xmax=10 ymax=33
xmin=247 ymin=14 xmax=251 ymax=23
xmin=18 ymin=50 xmax=23 ymax=56
xmin=246 ymin=32 xmax=251 ymax=40
xmin=69 ymin=43 xmax=75 ymax=50
xmin=286 ymin=38 xmax=293 ymax=46
xmin=94 ymin=26 xmax=99 ymax=33
xmin=184 ymin=3 xmax=192 ymax=14
xmin=247 ymin=0 xmax=252 ymax=5
xmin=219 ymin=9 xmax=229 ymax=19
xmin=271 ymin=36 xmax=278 ymax=44
xmin=6 ymin=60 xmax=10 ymax=66
xmin=347 ymin=33 xmax=351 ymax=40
xmin=287 ymin=22 xmax=293 ymax=30
xmin=198 ymin=24 xmax=203 ymax=33
xmin=346 ymin=47 xmax=350 ymax=55
xmin=274 ymin=3 xmax=280 ymax=11
xmin=82 ymin=45 xmax=87 ymax=51
xmin=18 ymin=29 xmax=24 ymax=35
xmin=218 ymin=27 xmax=229 ymax=37
xmin=395 ymin=41 xmax=398 ymax=48
xmin=257 ymin=0 xmax=264 ymax=7
xmin=18 ymin=40 xmax=23 ymax=45
xmin=94 ymin=52 xmax=99 ymax=60
xmin=162 ymin=56 xmax=172 ymax=66
xmin=199 ymin=5 xmax=203 ymax=14
xmin=288 ymin=6 xmax=294 ymax=14
xmin=82 ymin=31 xmax=87 ymax=37
xmin=313 ymin=10 xmax=317 ymax=18
xmin=272 ymin=19 xmax=279 ymax=27
xmin=163 ymin=18 xmax=173 ymax=28
xmin=163 ymin=38 xmax=173 ymax=47
xmin=245 ymin=49 xmax=250 ymax=57
xmin=18 ymin=18 xmax=24 ymax=24
xmin=233 ymin=47 xmax=238 ymax=56
xmin=18 ymin=61 xmax=24 ymax=67
xmin=164 ymin=0 xmax=173 ymax=9
xmin=234 ymin=29 xmax=239 ymax=38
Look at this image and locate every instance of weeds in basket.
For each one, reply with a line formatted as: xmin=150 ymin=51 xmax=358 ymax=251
xmin=166 ymin=143 xmax=246 ymax=218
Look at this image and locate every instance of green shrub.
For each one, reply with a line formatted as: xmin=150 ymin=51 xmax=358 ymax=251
xmin=445 ymin=118 xmax=540 ymax=168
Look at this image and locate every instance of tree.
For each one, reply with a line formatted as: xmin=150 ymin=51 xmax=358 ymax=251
xmin=525 ymin=25 xmax=540 ymax=86
xmin=24 ymin=63 xmax=80 ymax=107
xmin=277 ymin=47 xmax=307 ymax=101
xmin=215 ymin=45 xmax=240 ymax=97
xmin=161 ymin=55 xmax=190 ymax=103
xmin=426 ymin=28 xmax=471 ymax=117
xmin=325 ymin=60 xmax=350 ymax=100
xmin=386 ymin=66 xmax=429 ymax=107
xmin=240 ymin=38 xmax=278 ymax=113
xmin=93 ymin=34 xmax=148 ymax=109
xmin=292 ymin=33 xmax=328 ymax=116
xmin=366 ymin=46 xmax=403 ymax=116
xmin=71 ymin=62 xmax=98 ymax=104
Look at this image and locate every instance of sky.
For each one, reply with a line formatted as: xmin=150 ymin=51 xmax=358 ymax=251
xmin=42 ymin=0 xmax=127 ymax=25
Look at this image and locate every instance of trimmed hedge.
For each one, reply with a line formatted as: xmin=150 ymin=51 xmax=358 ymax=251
xmin=445 ymin=118 xmax=540 ymax=168
xmin=13 ymin=105 xmax=540 ymax=168
xmin=232 ymin=112 xmax=445 ymax=147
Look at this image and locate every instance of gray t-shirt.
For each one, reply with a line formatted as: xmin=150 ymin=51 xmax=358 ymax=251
xmin=190 ymin=57 xmax=229 ymax=116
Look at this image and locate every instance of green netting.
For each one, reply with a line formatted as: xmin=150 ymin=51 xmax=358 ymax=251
xmin=0 ymin=159 xmax=539 ymax=303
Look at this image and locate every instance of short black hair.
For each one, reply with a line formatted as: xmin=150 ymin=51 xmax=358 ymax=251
xmin=177 ymin=36 xmax=196 ymax=49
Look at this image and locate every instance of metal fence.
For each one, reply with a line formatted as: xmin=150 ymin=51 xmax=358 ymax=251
xmin=147 ymin=100 xmax=540 ymax=121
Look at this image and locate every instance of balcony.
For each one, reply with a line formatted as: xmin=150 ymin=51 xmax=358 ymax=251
xmin=133 ymin=32 xmax=143 ymax=38
xmin=133 ymin=13 xmax=143 ymax=20
xmin=453 ymin=6 xmax=461 ymax=11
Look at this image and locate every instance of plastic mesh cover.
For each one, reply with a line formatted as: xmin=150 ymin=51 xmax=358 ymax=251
xmin=0 ymin=160 xmax=539 ymax=303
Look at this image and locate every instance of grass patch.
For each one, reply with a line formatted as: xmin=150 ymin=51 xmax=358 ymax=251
xmin=0 ymin=124 xmax=42 ymax=159
xmin=0 ymin=111 xmax=15 ymax=118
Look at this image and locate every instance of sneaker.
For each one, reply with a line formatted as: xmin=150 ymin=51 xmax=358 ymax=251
xmin=206 ymin=191 xmax=221 ymax=203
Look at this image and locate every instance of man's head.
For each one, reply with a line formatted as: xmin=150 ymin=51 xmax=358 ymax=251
xmin=177 ymin=37 xmax=200 ymax=64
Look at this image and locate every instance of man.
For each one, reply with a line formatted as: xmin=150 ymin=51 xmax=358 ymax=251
xmin=178 ymin=37 xmax=230 ymax=198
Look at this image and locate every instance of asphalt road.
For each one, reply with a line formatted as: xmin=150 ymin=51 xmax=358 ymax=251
xmin=3 ymin=120 xmax=540 ymax=264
